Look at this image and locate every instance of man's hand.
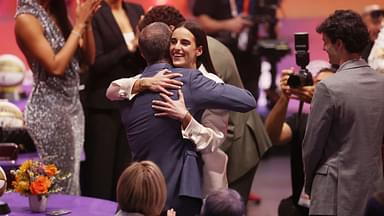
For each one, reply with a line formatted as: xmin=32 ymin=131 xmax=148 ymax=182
xmin=290 ymin=86 xmax=315 ymax=103
xmin=141 ymin=69 xmax=183 ymax=96
xmin=280 ymin=68 xmax=315 ymax=103
xmin=152 ymin=90 xmax=189 ymax=122
xmin=167 ymin=208 xmax=176 ymax=216
xmin=279 ymin=68 xmax=294 ymax=98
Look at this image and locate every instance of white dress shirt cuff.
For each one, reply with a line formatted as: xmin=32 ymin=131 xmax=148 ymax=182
xmin=182 ymin=117 xmax=212 ymax=151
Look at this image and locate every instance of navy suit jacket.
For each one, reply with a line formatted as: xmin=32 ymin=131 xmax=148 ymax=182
xmin=120 ymin=63 xmax=256 ymax=210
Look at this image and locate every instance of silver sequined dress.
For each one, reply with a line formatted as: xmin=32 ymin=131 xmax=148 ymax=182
xmin=16 ymin=0 xmax=84 ymax=195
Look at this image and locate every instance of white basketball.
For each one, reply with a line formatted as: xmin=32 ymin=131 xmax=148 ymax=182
xmin=0 ymin=54 xmax=26 ymax=87
xmin=0 ymin=166 xmax=6 ymax=197
xmin=0 ymin=100 xmax=23 ymax=127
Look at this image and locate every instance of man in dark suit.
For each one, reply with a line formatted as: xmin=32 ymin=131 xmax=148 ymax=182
xmin=119 ymin=22 xmax=256 ymax=215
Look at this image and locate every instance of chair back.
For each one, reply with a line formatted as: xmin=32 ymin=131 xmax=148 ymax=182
xmin=0 ymin=143 xmax=19 ymax=163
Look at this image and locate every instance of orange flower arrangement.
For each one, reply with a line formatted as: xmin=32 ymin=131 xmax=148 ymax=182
xmin=11 ymin=160 xmax=63 ymax=196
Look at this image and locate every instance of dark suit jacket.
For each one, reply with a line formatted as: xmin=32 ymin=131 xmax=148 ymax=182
xmin=207 ymin=37 xmax=272 ymax=182
xmin=86 ymin=1 xmax=145 ymax=109
xmin=120 ymin=63 xmax=256 ymax=211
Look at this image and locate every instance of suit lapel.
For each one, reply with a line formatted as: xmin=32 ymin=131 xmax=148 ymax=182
xmin=100 ymin=2 xmax=140 ymax=45
xmin=100 ymin=2 xmax=125 ymax=44
xmin=123 ymin=3 xmax=140 ymax=30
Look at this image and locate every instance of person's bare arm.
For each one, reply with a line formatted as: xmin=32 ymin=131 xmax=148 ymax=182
xmin=265 ymin=70 xmax=293 ymax=145
xmin=81 ymin=23 xmax=97 ymax=65
xmin=265 ymin=95 xmax=293 ymax=145
xmin=77 ymin=0 xmax=101 ymax=65
xmin=15 ymin=15 xmax=82 ymax=76
xmin=14 ymin=0 xmax=99 ymax=76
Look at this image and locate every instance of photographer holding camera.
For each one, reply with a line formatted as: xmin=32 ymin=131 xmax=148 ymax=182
xmin=265 ymin=66 xmax=334 ymax=216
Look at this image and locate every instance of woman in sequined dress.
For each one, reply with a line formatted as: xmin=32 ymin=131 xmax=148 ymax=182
xmin=14 ymin=0 xmax=100 ymax=195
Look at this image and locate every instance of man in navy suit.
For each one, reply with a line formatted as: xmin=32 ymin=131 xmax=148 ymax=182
xmin=119 ymin=22 xmax=256 ymax=215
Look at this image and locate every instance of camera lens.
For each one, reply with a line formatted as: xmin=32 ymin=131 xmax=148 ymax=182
xmin=287 ymin=74 xmax=301 ymax=88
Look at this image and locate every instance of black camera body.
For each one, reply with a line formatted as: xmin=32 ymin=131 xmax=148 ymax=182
xmin=287 ymin=32 xmax=313 ymax=88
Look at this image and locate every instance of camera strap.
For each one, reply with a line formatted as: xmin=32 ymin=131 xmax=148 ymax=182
xmin=295 ymin=100 xmax=305 ymax=140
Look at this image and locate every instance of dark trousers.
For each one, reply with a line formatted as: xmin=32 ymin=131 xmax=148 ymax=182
xmin=229 ymin=166 xmax=257 ymax=206
xmin=81 ymin=108 xmax=131 ymax=201
xmin=278 ymin=196 xmax=309 ymax=216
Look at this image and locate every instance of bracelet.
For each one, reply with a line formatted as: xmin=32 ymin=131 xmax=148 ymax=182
xmin=138 ymin=79 xmax=144 ymax=92
xmin=181 ymin=111 xmax=191 ymax=129
xmin=85 ymin=23 xmax=93 ymax=31
xmin=71 ymin=30 xmax=82 ymax=38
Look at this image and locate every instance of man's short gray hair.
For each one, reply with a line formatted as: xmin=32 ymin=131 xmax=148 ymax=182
xmin=138 ymin=22 xmax=172 ymax=64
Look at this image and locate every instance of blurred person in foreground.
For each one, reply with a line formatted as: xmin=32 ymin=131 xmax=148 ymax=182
xmin=115 ymin=160 xmax=175 ymax=216
xmin=14 ymin=0 xmax=100 ymax=195
xmin=200 ymin=188 xmax=245 ymax=216
xmin=302 ymin=10 xmax=384 ymax=216
xmin=265 ymin=67 xmax=335 ymax=216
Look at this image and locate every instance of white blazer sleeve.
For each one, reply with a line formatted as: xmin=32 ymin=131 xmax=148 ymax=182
xmin=182 ymin=65 xmax=229 ymax=152
xmin=106 ymin=74 xmax=141 ymax=101
xmin=182 ymin=109 xmax=229 ymax=152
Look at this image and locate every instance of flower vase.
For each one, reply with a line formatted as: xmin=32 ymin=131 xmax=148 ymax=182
xmin=28 ymin=195 xmax=47 ymax=212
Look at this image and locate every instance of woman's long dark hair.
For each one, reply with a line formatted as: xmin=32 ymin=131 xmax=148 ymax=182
xmin=47 ymin=0 xmax=72 ymax=39
xmin=175 ymin=21 xmax=217 ymax=75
